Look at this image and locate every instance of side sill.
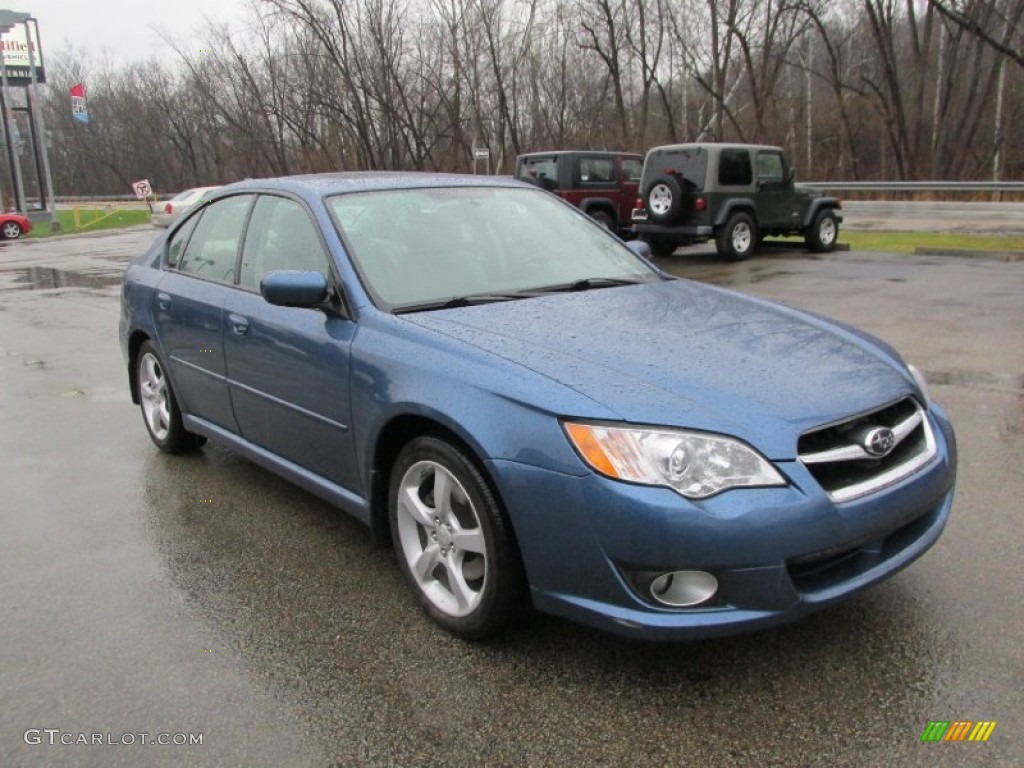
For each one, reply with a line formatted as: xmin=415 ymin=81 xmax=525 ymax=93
xmin=183 ymin=414 xmax=371 ymax=527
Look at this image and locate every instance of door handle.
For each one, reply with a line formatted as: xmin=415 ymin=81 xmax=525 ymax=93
xmin=228 ymin=313 xmax=250 ymax=336
xmin=156 ymin=292 xmax=171 ymax=310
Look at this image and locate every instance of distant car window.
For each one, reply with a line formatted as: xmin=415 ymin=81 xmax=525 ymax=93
xmin=642 ymin=148 xmax=707 ymax=190
xmin=718 ymin=149 xmax=753 ymax=186
xmin=622 ymin=158 xmax=642 ymax=182
xmin=166 ymin=212 xmax=201 ymax=268
xmin=175 ymin=195 xmax=254 ymax=283
xmin=577 ymin=157 xmax=615 ymax=184
xmin=239 ymin=196 xmax=329 ymax=291
xmin=756 ymin=153 xmax=785 ymax=183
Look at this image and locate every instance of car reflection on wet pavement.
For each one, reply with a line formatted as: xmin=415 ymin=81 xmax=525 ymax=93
xmin=1 ymin=230 xmax=1022 ymax=766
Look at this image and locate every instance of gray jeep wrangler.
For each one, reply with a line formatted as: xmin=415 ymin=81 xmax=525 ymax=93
xmin=631 ymin=143 xmax=842 ymax=260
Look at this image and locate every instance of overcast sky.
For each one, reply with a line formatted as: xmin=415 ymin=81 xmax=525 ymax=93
xmin=21 ymin=0 xmax=246 ymax=63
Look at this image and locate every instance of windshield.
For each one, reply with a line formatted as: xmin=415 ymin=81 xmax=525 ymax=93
xmin=328 ymin=186 xmax=659 ymax=311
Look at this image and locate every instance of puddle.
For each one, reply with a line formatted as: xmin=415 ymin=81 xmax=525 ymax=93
xmin=0 ymin=266 xmax=123 ymax=291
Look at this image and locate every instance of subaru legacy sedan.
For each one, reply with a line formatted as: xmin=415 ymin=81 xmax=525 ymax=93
xmin=119 ymin=173 xmax=956 ymax=641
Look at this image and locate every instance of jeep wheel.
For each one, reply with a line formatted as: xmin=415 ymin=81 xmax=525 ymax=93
xmin=806 ymin=209 xmax=839 ymax=252
xmin=641 ymin=236 xmax=677 ymax=259
xmin=644 ymin=176 xmax=684 ymax=224
xmin=589 ymin=210 xmax=615 ymax=230
xmin=716 ymin=213 xmax=757 ymax=261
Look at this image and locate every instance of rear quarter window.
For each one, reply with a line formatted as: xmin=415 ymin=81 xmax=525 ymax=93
xmin=718 ymin=149 xmax=753 ymax=186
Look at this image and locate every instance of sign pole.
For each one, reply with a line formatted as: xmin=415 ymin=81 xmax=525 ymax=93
xmin=0 ymin=40 xmax=26 ymax=212
xmin=24 ymin=19 xmax=55 ymax=221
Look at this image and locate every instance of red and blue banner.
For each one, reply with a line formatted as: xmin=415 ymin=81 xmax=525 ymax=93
xmin=70 ymin=83 xmax=88 ymax=124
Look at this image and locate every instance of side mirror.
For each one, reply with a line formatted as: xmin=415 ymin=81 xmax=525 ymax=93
xmin=260 ymin=270 xmax=329 ymax=308
xmin=626 ymin=239 xmax=652 ymax=260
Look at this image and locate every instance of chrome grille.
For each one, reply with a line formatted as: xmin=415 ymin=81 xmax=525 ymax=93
xmin=798 ymin=397 xmax=936 ymax=503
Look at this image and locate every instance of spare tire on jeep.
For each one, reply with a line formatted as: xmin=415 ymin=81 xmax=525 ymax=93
xmin=644 ymin=176 xmax=687 ymax=224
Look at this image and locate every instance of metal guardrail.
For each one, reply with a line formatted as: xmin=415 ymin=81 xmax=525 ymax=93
xmin=52 ymin=182 xmax=1024 ymax=202
xmin=804 ymin=181 xmax=1024 ymax=193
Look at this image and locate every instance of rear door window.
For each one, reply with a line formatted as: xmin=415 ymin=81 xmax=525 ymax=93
xmin=175 ymin=195 xmax=255 ymax=283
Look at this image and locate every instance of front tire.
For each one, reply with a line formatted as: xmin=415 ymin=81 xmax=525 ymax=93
xmin=389 ymin=437 xmax=525 ymax=640
xmin=806 ymin=209 xmax=839 ymax=252
xmin=2 ymin=221 xmax=22 ymax=239
xmin=716 ymin=212 xmax=757 ymax=261
xmin=136 ymin=341 xmax=205 ymax=453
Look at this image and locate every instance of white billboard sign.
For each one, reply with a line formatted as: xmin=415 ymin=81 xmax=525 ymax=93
xmin=0 ymin=18 xmax=45 ymax=85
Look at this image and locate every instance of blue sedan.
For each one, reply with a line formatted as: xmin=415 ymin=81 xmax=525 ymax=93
xmin=119 ymin=173 xmax=957 ymax=640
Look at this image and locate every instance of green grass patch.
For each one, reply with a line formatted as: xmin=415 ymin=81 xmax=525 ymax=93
xmin=841 ymin=230 xmax=1024 ymax=254
xmin=29 ymin=208 xmax=151 ymax=238
xmin=774 ymin=230 xmax=1024 ymax=254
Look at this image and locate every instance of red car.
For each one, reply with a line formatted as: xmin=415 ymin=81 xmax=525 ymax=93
xmin=1 ymin=212 xmax=32 ymax=240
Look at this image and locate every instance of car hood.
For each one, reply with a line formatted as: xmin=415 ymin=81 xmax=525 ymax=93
xmin=404 ymin=280 xmax=915 ymax=459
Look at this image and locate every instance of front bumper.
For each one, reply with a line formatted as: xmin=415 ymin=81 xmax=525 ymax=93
xmin=488 ymin=404 xmax=956 ymax=640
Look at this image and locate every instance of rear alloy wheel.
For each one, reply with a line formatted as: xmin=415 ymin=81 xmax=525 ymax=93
xmin=136 ymin=341 xmax=205 ymax=453
xmin=390 ymin=437 xmax=524 ymax=639
xmin=644 ymin=176 xmax=685 ymax=224
xmin=716 ymin=212 xmax=757 ymax=261
xmin=1 ymin=221 xmax=22 ymax=239
xmin=806 ymin=209 xmax=839 ymax=252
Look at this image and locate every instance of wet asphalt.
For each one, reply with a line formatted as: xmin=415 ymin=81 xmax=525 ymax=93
xmin=1 ymin=229 xmax=1021 ymax=767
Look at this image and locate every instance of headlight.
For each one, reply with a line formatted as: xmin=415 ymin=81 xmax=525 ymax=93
xmin=908 ymin=363 xmax=930 ymax=403
xmin=563 ymin=422 xmax=786 ymax=499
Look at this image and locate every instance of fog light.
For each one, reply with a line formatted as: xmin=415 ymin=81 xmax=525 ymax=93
xmin=649 ymin=570 xmax=718 ymax=607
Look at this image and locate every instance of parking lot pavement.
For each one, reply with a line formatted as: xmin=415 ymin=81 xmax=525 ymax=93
xmin=1 ymin=232 xmax=1022 ymax=767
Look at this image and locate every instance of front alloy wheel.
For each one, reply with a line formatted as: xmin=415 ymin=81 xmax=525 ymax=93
xmin=390 ymin=437 xmax=524 ymax=639
xmin=2 ymin=221 xmax=22 ymax=239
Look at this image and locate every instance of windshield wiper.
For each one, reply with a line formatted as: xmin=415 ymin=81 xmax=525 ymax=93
xmin=393 ymin=292 xmax=529 ymax=314
xmin=533 ymin=277 xmax=649 ymax=294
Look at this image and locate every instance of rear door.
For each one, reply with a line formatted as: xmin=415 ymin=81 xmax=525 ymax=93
xmin=222 ymin=194 xmax=359 ymax=491
xmin=152 ymin=195 xmax=255 ymax=431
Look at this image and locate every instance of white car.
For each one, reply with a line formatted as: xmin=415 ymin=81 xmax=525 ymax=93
xmin=151 ymin=186 xmax=221 ymax=228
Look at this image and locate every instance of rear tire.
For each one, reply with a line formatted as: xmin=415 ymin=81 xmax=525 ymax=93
xmin=716 ymin=213 xmax=757 ymax=261
xmin=641 ymin=236 xmax=677 ymax=259
xmin=1 ymin=221 xmax=22 ymax=239
xmin=806 ymin=209 xmax=839 ymax=252
xmin=589 ymin=210 xmax=615 ymax=230
xmin=136 ymin=341 xmax=206 ymax=454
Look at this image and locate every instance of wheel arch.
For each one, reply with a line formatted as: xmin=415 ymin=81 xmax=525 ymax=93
xmin=578 ymin=197 xmax=618 ymax=221
xmin=801 ymin=198 xmax=842 ymax=228
xmin=127 ymin=330 xmax=153 ymax=405
xmin=366 ymin=411 xmax=514 ymax=551
xmin=712 ymin=199 xmax=758 ymax=228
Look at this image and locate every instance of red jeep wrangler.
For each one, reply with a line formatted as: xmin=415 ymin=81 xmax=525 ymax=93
xmin=514 ymin=150 xmax=643 ymax=236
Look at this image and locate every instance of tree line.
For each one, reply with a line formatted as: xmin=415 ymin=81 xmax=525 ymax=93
xmin=36 ymin=0 xmax=1024 ymax=197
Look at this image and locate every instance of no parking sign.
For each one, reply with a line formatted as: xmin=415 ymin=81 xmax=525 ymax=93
xmin=131 ymin=179 xmax=152 ymax=199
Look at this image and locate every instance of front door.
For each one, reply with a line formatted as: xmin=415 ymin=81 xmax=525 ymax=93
xmin=754 ymin=151 xmax=802 ymax=230
xmin=223 ymin=195 xmax=359 ymax=492
xmin=152 ymin=195 xmax=255 ymax=431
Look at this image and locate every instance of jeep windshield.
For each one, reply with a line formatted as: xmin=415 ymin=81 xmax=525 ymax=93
xmin=643 ymin=148 xmax=707 ymax=191
xmin=328 ymin=186 xmax=660 ymax=312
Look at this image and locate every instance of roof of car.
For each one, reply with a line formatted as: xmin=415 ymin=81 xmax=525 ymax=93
xmin=518 ymin=150 xmax=642 ymax=158
xmin=648 ymin=143 xmax=784 ymax=154
xmin=220 ymin=171 xmax=532 ymax=196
